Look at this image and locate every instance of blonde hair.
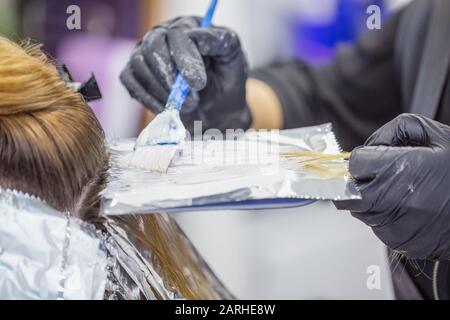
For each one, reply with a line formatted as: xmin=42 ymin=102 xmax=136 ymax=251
xmin=0 ymin=36 xmax=229 ymax=299
xmin=0 ymin=37 xmax=107 ymax=217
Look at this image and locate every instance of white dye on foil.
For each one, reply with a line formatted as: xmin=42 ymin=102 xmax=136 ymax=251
xmin=103 ymin=123 xmax=361 ymax=215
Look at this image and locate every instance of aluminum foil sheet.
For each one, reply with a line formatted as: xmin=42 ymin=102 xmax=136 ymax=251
xmin=102 ymin=214 xmax=234 ymax=300
xmin=102 ymin=123 xmax=360 ymax=216
xmin=0 ymin=189 xmax=232 ymax=300
xmin=0 ymin=124 xmax=358 ymax=300
xmin=0 ymin=190 xmax=107 ymax=300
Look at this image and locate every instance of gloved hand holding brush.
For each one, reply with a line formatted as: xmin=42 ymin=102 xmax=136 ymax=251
xmin=120 ymin=16 xmax=252 ymax=133
xmin=336 ymin=113 xmax=450 ymax=260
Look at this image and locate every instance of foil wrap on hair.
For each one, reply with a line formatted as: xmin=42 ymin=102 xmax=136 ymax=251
xmin=0 ymin=125 xmax=353 ymax=300
xmin=0 ymin=190 xmax=107 ymax=299
xmin=102 ymin=214 xmax=233 ymax=300
xmin=102 ymin=124 xmax=360 ymax=215
xmin=0 ymin=190 xmax=232 ymax=299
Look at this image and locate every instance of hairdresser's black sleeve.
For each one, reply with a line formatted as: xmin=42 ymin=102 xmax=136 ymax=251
xmin=251 ymin=12 xmax=403 ymax=150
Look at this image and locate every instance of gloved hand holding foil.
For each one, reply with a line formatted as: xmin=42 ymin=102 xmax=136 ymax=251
xmin=336 ymin=114 xmax=450 ymax=260
xmin=120 ymin=16 xmax=251 ymax=133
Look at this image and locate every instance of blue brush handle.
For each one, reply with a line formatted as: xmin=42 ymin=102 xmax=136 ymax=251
xmin=164 ymin=0 xmax=218 ymax=112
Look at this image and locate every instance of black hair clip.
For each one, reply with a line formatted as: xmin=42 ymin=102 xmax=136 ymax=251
xmin=57 ymin=64 xmax=102 ymax=102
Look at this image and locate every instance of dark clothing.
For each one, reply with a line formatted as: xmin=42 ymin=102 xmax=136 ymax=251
xmin=252 ymin=0 xmax=450 ymax=300
xmin=392 ymin=253 xmax=450 ymax=300
xmin=252 ymin=0 xmax=450 ymax=151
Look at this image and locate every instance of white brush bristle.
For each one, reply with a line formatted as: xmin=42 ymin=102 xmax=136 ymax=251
xmin=120 ymin=145 xmax=179 ymax=173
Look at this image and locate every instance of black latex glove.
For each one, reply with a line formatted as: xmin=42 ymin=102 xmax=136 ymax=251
xmin=120 ymin=16 xmax=252 ymax=134
xmin=335 ymin=113 xmax=450 ymax=260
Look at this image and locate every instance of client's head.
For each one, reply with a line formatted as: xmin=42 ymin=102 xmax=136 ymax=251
xmin=0 ymin=36 xmax=229 ymax=300
xmin=0 ymin=36 xmax=108 ymax=218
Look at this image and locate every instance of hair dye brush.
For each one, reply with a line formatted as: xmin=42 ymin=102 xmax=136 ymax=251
xmin=121 ymin=0 xmax=219 ymax=172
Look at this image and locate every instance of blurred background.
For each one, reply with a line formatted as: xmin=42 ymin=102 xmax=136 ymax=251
xmin=0 ymin=0 xmax=413 ymax=299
